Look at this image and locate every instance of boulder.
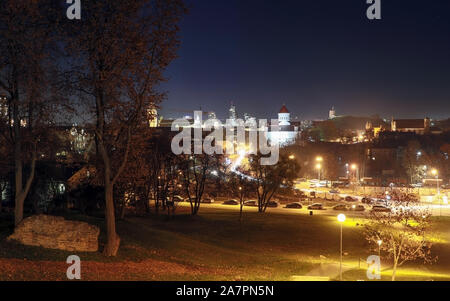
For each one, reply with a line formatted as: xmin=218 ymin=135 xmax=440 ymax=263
xmin=8 ymin=215 xmax=100 ymax=252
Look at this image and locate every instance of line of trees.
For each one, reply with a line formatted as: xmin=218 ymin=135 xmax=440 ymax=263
xmin=1 ymin=0 xmax=302 ymax=257
xmin=0 ymin=0 xmax=186 ymax=256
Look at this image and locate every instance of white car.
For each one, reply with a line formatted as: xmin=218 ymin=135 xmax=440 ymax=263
xmin=223 ymin=199 xmax=239 ymax=205
xmin=307 ymin=203 xmax=324 ymax=210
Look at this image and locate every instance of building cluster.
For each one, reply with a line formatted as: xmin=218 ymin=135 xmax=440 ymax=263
xmin=149 ymin=102 xmax=447 ymax=148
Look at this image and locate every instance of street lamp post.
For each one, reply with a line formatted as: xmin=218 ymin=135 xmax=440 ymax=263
xmin=316 ymin=156 xmax=323 ymax=181
xmin=432 ymin=169 xmax=440 ymax=217
xmin=351 ymin=164 xmax=358 ymax=182
xmin=337 ymin=214 xmax=346 ymax=281
xmin=351 ymin=164 xmax=358 ymax=194
xmin=377 ymin=240 xmax=382 ymax=259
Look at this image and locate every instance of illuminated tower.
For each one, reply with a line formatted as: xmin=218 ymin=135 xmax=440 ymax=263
xmin=329 ymin=106 xmax=336 ymax=119
xmin=278 ymin=104 xmax=290 ymax=126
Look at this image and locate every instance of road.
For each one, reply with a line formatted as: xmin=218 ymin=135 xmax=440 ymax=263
xmin=177 ymin=200 xmax=450 ymax=217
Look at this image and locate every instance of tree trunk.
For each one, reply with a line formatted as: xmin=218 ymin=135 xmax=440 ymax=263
xmin=14 ymin=192 xmax=25 ymax=226
xmin=392 ymin=258 xmax=398 ymax=281
xmin=103 ymin=182 xmax=120 ymax=256
xmin=239 ymin=201 xmax=243 ymax=222
xmin=119 ymin=201 xmax=126 ymax=220
xmin=14 ymin=115 xmax=24 ymax=226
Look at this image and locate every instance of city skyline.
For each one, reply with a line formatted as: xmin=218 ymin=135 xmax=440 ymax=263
xmin=161 ymin=0 xmax=450 ymax=120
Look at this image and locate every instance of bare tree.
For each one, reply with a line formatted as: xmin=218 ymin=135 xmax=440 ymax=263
xmin=402 ymin=140 xmax=421 ymax=186
xmin=228 ymin=171 xmax=251 ymax=222
xmin=179 ymin=154 xmax=212 ymax=216
xmin=249 ymin=154 xmax=299 ymax=212
xmin=364 ymin=193 xmax=435 ymax=281
xmin=0 ymin=0 xmax=60 ymax=225
xmin=66 ymin=0 xmax=185 ymax=255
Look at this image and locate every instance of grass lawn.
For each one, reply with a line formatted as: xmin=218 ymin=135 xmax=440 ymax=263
xmin=1 ymin=206 xmax=450 ymax=281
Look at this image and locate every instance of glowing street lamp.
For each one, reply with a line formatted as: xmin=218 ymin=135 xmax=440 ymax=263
xmin=289 ymin=154 xmax=295 ymax=160
xmin=431 ymin=169 xmax=439 ymax=195
xmin=316 ymin=163 xmax=322 ymax=181
xmin=377 ymin=240 xmax=382 ymax=258
xmin=316 ymin=156 xmax=323 ymax=162
xmin=431 ymin=169 xmax=441 ymax=216
xmin=337 ymin=214 xmax=346 ymax=281
xmin=351 ymin=164 xmax=359 ymax=182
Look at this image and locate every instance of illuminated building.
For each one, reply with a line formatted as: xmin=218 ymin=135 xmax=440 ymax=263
xmin=266 ymin=104 xmax=299 ymax=146
xmin=391 ymin=117 xmax=431 ymax=134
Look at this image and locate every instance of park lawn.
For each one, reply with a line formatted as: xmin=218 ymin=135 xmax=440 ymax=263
xmin=1 ymin=207 xmax=450 ymax=281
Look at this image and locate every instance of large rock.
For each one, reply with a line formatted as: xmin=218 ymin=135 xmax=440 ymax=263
xmin=8 ymin=215 xmax=100 ymax=252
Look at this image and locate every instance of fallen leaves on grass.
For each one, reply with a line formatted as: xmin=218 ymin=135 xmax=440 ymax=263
xmin=0 ymin=257 xmax=231 ymax=281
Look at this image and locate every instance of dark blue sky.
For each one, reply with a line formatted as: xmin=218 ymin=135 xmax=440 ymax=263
xmin=161 ymin=0 xmax=450 ymax=120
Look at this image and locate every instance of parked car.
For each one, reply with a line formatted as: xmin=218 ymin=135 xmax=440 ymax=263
xmin=172 ymin=195 xmax=184 ymax=203
xmin=267 ymin=200 xmax=279 ymax=208
xmin=223 ymin=199 xmax=239 ymax=205
xmin=374 ymin=199 xmax=388 ymax=206
xmin=295 ymin=190 xmax=306 ymax=197
xmin=309 ymin=184 xmax=317 ymax=188
xmin=371 ymin=205 xmax=391 ymax=212
xmin=345 ymin=196 xmax=357 ymax=202
xmin=285 ymin=202 xmax=303 ymax=209
xmin=201 ymin=198 xmax=215 ymax=203
xmin=329 ymin=189 xmax=340 ymax=194
xmin=333 ymin=204 xmax=348 ymax=211
xmin=184 ymin=196 xmax=196 ymax=202
xmin=350 ymin=204 xmax=365 ymax=211
xmin=244 ymin=200 xmax=258 ymax=207
xmin=361 ymin=197 xmax=373 ymax=204
xmin=307 ymin=203 xmax=324 ymax=210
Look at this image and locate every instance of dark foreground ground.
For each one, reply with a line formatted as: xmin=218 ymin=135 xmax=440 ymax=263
xmin=1 ymin=205 xmax=450 ymax=281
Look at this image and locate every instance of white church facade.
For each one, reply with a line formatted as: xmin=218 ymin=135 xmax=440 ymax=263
xmin=266 ymin=104 xmax=299 ymax=146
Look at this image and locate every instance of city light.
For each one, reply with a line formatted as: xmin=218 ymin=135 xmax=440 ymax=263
xmin=316 ymin=156 xmax=323 ymax=162
xmin=337 ymin=213 xmax=346 ymax=281
xmin=289 ymin=154 xmax=295 ymax=160
xmin=377 ymin=240 xmax=382 ymax=259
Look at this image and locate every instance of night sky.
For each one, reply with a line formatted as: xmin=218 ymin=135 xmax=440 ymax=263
xmin=161 ymin=0 xmax=450 ymax=121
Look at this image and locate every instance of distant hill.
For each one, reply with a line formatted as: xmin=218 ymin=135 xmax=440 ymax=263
xmin=328 ymin=115 xmax=388 ymax=131
xmin=436 ymin=118 xmax=450 ymax=131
